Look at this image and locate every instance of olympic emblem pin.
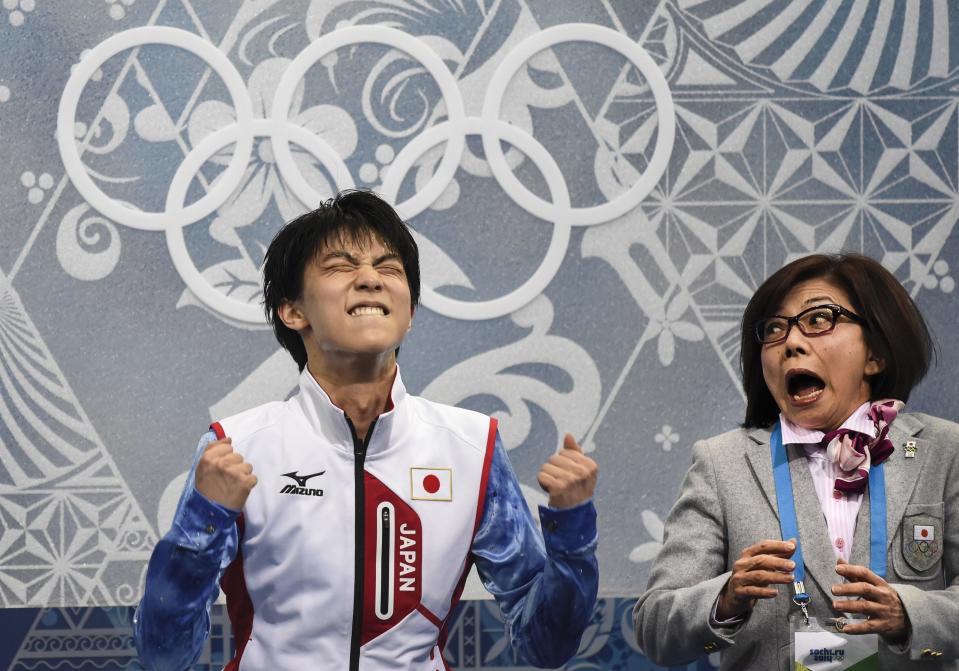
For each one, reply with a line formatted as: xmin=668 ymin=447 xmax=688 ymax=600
xmin=904 ymin=521 xmax=942 ymax=572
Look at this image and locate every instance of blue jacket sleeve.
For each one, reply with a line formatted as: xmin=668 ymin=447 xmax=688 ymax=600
xmin=133 ymin=431 xmax=240 ymax=671
xmin=470 ymin=434 xmax=599 ymax=668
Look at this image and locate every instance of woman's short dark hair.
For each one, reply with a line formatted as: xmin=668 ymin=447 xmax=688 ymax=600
xmin=741 ymin=253 xmax=934 ymax=428
xmin=262 ymin=189 xmax=420 ymax=371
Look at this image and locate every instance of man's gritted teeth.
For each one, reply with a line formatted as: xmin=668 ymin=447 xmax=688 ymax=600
xmin=348 ymin=304 xmax=389 ymax=317
xmin=785 ymin=369 xmax=826 ymax=403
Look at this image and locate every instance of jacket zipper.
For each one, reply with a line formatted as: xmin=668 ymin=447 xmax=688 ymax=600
xmin=346 ymin=416 xmax=377 ymax=671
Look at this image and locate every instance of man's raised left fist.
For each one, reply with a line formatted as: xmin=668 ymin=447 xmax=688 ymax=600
xmin=537 ymin=433 xmax=598 ymax=509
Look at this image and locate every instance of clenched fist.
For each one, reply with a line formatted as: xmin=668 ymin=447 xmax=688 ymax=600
xmin=537 ymin=433 xmax=598 ymax=509
xmin=195 ymin=437 xmax=257 ymax=511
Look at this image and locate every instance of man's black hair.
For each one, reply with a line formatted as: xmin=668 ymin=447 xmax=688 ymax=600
xmin=262 ymin=189 xmax=420 ymax=370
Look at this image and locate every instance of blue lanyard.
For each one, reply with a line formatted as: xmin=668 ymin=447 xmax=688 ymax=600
xmin=770 ymin=422 xmax=887 ymax=608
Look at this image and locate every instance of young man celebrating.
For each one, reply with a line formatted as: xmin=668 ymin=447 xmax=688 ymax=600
xmin=134 ymin=190 xmax=599 ymax=670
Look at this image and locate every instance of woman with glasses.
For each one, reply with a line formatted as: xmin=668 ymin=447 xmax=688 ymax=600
xmin=634 ymin=253 xmax=958 ymax=670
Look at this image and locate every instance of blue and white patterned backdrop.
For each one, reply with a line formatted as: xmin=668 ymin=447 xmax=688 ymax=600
xmin=1 ymin=0 xmax=958 ymax=669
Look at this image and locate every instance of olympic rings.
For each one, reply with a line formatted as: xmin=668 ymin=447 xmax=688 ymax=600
xmin=382 ymin=117 xmax=571 ymax=320
xmin=481 ymin=24 xmax=675 ymax=226
xmin=57 ymin=27 xmax=254 ymax=232
xmin=270 ymin=25 xmax=466 ymax=223
xmin=57 ymin=23 xmax=675 ymax=321
xmin=165 ymin=119 xmax=354 ymax=324
xmin=907 ymin=539 xmax=940 ymax=556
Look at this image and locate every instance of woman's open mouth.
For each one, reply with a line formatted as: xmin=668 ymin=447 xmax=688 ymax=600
xmin=785 ymin=370 xmax=825 ymax=404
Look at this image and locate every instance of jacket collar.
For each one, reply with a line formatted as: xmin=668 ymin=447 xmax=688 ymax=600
xmin=744 ymin=414 xmax=925 ymax=594
xmin=295 ymin=365 xmax=410 ymax=458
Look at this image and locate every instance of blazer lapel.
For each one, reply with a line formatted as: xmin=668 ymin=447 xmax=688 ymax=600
xmin=787 ymin=443 xmax=839 ymax=596
xmin=825 ymin=414 xmax=926 ymax=572
xmin=882 ymin=413 xmax=926 ymax=556
xmin=849 ymin=490 xmax=870 ymax=568
xmin=744 ymin=427 xmax=778 ymax=521
xmin=744 ymin=428 xmax=839 ymax=594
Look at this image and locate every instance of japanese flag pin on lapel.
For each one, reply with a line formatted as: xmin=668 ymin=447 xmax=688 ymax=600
xmin=411 ymin=468 xmax=452 ymax=501
xmin=903 ymin=440 xmax=918 ymax=458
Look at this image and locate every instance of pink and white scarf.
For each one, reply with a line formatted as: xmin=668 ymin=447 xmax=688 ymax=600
xmin=822 ymin=399 xmax=904 ymax=493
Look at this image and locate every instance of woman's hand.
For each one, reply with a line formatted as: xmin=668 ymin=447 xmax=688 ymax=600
xmin=717 ymin=539 xmax=797 ymax=619
xmin=831 ymin=558 xmax=909 ymax=641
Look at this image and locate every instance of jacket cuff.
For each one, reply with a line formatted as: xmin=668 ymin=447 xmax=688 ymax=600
xmin=171 ymin=488 xmax=239 ymax=554
xmin=891 ymin=583 xmax=943 ymax=661
xmin=538 ymin=500 xmax=597 ymax=554
xmin=709 ymin=591 xmax=748 ymax=631
xmin=704 ymin=571 xmax=750 ymax=643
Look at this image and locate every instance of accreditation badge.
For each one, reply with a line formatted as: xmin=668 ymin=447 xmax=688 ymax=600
xmin=791 ymin=615 xmax=879 ymax=670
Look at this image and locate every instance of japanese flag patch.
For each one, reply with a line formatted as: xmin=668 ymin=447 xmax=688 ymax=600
xmin=410 ymin=468 xmax=452 ymax=501
xmin=914 ymin=525 xmax=935 ymax=541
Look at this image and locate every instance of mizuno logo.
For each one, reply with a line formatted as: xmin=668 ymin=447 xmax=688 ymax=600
xmin=282 ymin=471 xmax=324 ymax=486
xmin=279 ymin=471 xmax=325 ymax=497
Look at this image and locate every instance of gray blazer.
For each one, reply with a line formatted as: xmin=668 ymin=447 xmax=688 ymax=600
xmin=634 ymin=412 xmax=959 ymax=670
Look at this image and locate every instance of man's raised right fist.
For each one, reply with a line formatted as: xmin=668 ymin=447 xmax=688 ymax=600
xmin=195 ymin=437 xmax=257 ymax=511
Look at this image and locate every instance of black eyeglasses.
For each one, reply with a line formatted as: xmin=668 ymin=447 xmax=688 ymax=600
xmin=754 ymin=304 xmax=866 ymax=344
